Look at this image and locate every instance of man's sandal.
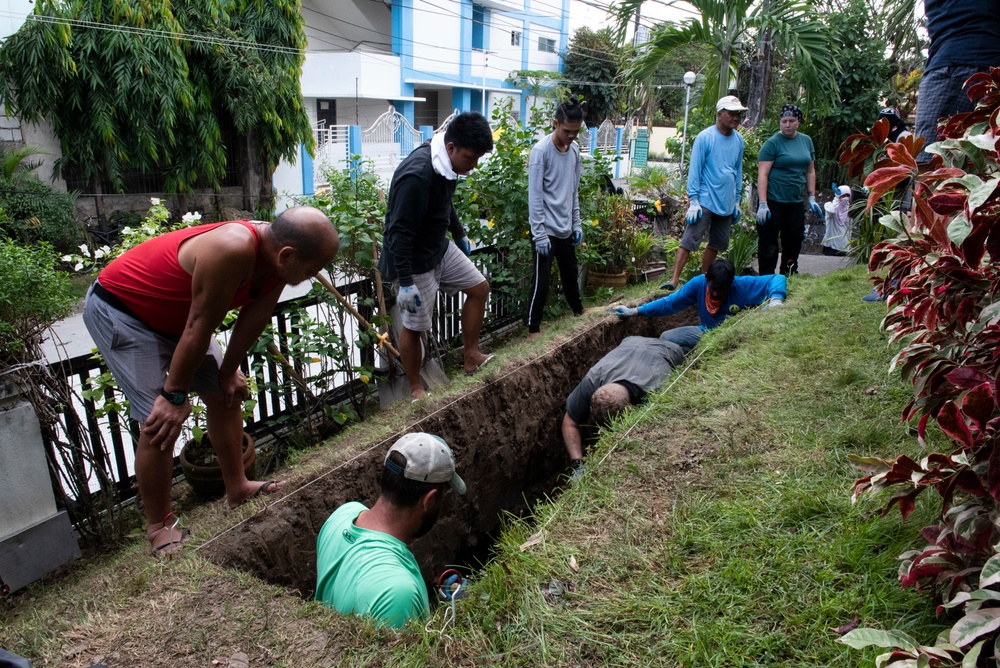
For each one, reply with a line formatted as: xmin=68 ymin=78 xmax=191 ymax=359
xmin=149 ymin=512 xmax=190 ymax=558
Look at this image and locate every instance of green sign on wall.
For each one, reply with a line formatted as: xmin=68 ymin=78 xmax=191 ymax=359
xmin=633 ymin=128 xmax=649 ymax=168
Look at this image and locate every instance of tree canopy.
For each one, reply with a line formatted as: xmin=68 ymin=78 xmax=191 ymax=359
xmin=563 ymin=27 xmax=624 ymax=127
xmin=0 ymin=0 xmax=312 ymax=201
xmin=613 ymin=0 xmax=840 ymax=118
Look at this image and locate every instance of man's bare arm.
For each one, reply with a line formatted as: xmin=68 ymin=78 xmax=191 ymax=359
xmin=144 ymin=226 xmax=255 ymax=449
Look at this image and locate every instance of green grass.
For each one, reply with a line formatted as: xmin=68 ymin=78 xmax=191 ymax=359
xmin=380 ymin=265 xmax=943 ymax=666
xmin=0 ymin=265 xmax=944 ymax=667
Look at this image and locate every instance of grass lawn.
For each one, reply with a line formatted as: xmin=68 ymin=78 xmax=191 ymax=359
xmin=0 ymin=265 xmax=943 ymax=667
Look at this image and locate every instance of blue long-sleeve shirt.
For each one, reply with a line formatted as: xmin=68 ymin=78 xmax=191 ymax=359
xmin=687 ymin=125 xmax=745 ymax=217
xmin=636 ymin=274 xmax=787 ymax=329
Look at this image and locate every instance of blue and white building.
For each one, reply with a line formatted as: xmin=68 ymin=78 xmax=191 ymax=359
xmin=272 ymin=0 xmax=571 ymax=205
xmin=298 ymin=0 xmax=568 ymax=128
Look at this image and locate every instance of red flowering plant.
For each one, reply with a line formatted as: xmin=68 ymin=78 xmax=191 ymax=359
xmin=837 ymin=68 xmax=1000 ymax=665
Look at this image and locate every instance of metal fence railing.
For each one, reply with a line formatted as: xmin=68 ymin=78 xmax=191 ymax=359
xmin=42 ymin=247 xmax=521 ymax=521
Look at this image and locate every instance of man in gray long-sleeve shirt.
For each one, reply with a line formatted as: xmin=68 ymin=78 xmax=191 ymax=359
xmin=526 ymin=99 xmax=585 ymax=341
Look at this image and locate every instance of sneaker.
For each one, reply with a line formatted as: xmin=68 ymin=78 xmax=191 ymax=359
xmin=568 ymin=459 xmax=586 ymax=481
xmin=861 ymin=287 xmax=885 ymax=303
xmin=660 ymin=281 xmax=676 ymax=291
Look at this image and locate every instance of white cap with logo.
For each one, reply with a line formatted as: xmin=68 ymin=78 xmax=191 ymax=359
xmin=716 ymin=95 xmax=748 ymax=112
xmin=385 ymin=432 xmax=467 ymax=495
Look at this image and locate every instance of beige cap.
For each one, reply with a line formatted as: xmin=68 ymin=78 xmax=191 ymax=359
xmin=385 ymin=432 xmax=466 ymax=495
xmin=716 ymin=95 xmax=748 ymax=112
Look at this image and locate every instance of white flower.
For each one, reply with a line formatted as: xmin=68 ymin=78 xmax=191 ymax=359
xmin=181 ymin=211 xmax=202 ymax=224
xmin=121 ymin=226 xmax=131 ymax=234
xmin=93 ymin=248 xmax=105 ymax=259
xmin=74 ymin=262 xmax=84 ymax=271
xmin=60 ymin=254 xmax=73 ymax=262
xmin=78 ymin=243 xmax=89 ymax=254
xmin=150 ymin=197 xmax=161 ymax=206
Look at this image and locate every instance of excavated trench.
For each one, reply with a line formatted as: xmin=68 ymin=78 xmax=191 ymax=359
xmin=202 ymin=311 xmax=698 ymax=597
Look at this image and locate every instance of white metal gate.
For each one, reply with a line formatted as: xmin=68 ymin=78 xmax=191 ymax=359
xmin=313 ymin=124 xmax=351 ymax=187
xmin=596 ymin=120 xmax=617 ymax=154
xmin=363 ymin=106 xmax=424 ymax=184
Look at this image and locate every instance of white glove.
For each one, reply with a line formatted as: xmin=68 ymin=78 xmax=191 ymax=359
xmin=397 ymin=284 xmax=422 ymax=313
xmin=535 ymin=237 xmax=551 ymax=257
xmin=685 ymin=200 xmax=703 ymax=224
xmin=808 ymin=196 xmax=823 ymax=217
xmin=756 ymin=201 xmax=771 ymax=224
xmin=608 ymin=305 xmax=638 ymax=318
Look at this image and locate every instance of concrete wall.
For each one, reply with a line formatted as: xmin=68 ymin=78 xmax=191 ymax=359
xmin=412 ymin=0 xmax=462 ymax=75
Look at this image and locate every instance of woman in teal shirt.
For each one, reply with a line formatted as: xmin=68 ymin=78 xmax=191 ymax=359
xmin=755 ymin=104 xmax=823 ymax=275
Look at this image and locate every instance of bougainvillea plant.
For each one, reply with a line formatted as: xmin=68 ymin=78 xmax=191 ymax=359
xmin=837 ymin=67 xmax=1000 ymax=666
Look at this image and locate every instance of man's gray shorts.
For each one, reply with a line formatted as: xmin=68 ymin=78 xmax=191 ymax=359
xmin=82 ymin=283 xmax=224 ymax=423
xmin=679 ymin=207 xmax=733 ymax=252
xmin=396 ymin=243 xmax=487 ymax=332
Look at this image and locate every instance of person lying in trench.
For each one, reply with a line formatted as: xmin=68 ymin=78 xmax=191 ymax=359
xmin=562 ymin=259 xmax=788 ymax=475
xmin=610 ymin=258 xmax=788 ymax=354
xmin=315 ymin=432 xmax=466 ymax=629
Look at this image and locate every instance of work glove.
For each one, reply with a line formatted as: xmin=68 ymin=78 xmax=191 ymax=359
xmin=608 ymin=305 xmax=638 ymax=318
xmin=397 ymin=284 xmax=422 ymax=314
xmin=808 ymin=196 xmax=823 ymax=217
xmin=572 ymin=229 xmax=583 ymax=247
xmin=831 ymin=181 xmax=839 ymax=194
xmin=535 ymin=237 xmax=551 ymax=257
xmin=684 ymin=199 xmax=702 ymax=225
xmin=756 ymin=201 xmax=771 ymax=224
xmin=732 ymin=201 xmax=741 ymax=225
xmin=456 ymin=236 xmax=472 ymax=257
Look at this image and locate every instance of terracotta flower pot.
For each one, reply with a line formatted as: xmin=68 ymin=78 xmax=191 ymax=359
xmin=180 ymin=432 xmax=256 ymax=499
xmin=587 ymin=270 xmax=629 ymax=290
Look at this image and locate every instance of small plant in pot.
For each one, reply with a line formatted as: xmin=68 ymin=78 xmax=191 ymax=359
xmin=179 ymin=387 xmax=258 ymax=500
xmin=581 ymin=192 xmax=637 ymax=289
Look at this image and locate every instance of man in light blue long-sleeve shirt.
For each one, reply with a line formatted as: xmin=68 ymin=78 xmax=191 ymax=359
xmin=526 ymin=99 xmax=585 ymax=340
xmin=663 ymin=96 xmax=747 ymax=292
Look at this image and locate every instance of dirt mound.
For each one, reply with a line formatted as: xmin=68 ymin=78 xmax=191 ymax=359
xmin=200 ymin=312 xmax=698 ymax=596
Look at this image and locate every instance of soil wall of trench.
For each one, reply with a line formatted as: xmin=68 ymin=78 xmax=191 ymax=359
xmin=201 ymin=311 xmax=699 ymax=596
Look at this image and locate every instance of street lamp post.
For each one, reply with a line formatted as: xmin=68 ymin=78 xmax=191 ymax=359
xmin=679 ymin=71 xmax=696 ymax=177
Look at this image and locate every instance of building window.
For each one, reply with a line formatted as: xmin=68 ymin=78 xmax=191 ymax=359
xmin=472 ymin=4 xmax=486 ymax=51
xmin=538 ymin=36 xmax=556 ymax=53
xmin=511 ymin=30 xmax=521 ymax=46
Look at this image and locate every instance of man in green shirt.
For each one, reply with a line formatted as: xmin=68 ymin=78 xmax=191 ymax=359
xmin=315 ymin=432 xmax=467 ymax=628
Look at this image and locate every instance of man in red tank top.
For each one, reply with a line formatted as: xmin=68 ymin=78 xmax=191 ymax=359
xmin=83 ymin=206 xmax=339 ymax=556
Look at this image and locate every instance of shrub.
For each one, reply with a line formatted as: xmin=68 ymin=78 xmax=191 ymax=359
xmin=840 ymin=67 xmax=1000 ymax=665
xmin=0 ymin=238 xmax=75 ymax=365
xmin=0 ymin=174 xmax=80 ymax=252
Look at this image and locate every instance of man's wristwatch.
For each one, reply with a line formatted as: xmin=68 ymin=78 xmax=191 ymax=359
xmin=160 ymin=388 xmax=187 ymax=405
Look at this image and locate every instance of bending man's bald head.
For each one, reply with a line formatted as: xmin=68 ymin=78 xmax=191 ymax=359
xmin=270 ymin=206 xmax=340 ymax=264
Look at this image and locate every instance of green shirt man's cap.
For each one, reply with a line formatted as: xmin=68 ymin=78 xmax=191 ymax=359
xmin=386 ymin=432 xmax=467 ymax=495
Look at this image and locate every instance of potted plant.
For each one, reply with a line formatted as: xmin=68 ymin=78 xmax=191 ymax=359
xmin=179 ymin=399 xmax=257 ymax=500
xmin=175 ymin=372 xmax=260 ymax=499
xmin=581 ymin=192 xmax=637 ymax=289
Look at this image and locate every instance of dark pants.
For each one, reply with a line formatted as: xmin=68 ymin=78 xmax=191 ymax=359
xmin=527 ymin=235 xmax=583 ymax=332
xmin=757 ymin=200 xmax=805 ymax=275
